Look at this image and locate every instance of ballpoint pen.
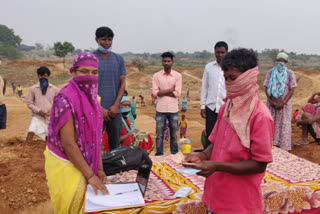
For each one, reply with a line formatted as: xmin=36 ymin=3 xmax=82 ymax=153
xmin=115 ymin=189 xmax=139 ymax=195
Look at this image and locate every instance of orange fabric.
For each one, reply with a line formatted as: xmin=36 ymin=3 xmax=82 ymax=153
xmin=223 ymin=67 xmax=260 ymax=149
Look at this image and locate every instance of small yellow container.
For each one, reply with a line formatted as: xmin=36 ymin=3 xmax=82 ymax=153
xmin=182 ymin=140 xmax=192 ymax=153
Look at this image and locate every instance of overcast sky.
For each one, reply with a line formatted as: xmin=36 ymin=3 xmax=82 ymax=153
xmin=1 ymin=0 xmax=320 ymax=54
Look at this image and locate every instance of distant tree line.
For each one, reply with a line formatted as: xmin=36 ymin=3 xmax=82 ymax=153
xmin=122 ymin=50 xmax=213 ymax=61
xmin=0 ymin=24 xmax=80 ymax=61
xmin=124 ymin=49 xmax=320 ymax=69
xmin=0 ymin=24 xmax=23 ymax=59
xmin=2 ymin=24 xmax=320 ymax=69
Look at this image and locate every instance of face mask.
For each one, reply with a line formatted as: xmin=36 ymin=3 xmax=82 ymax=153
xmin=275 ymin=61 xmax=287 ymax=72
xmin=73 ymin=75 xmax=98 ymax=100
xmin=39 ymin=77 xmax=49 ymax=95
xmin=73 ymin=75 xmax=98 ymax=85
xmin=276 ymin=61 xmax=285 ymax=67
xmin=121 ymin=108 xmax=131 ymax=117
xmin=98 ymin=44 xmax=112 ymax=54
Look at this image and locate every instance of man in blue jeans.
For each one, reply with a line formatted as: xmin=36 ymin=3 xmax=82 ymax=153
xmin=152 ymin=52 xmax=182 ymax=155
xmin=93 ymin=27 xmax=126 ymax=151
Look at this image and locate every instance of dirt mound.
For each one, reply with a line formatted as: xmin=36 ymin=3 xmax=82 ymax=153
xmin=0 ymin=138 xmax=49 ymax=213
xmin=0 ymin=60 xmax=72 ymax=87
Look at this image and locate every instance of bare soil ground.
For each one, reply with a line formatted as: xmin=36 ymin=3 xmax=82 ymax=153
xmin=0 ymin=60 xmax=319 ymax=213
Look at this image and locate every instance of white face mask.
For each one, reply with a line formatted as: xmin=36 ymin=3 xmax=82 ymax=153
xmin=98 ymin=45 xmax=112 ymax=53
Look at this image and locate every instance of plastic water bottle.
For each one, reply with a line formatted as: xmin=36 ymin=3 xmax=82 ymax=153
xmin=183 ymin=139 xmax=192 ymax=154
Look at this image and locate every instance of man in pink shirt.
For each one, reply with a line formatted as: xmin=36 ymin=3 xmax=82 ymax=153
xmin=26 ymin=66 xmax=59 ymax=142
xmin=152 ymin=52 xmax=182 ymax=155
xmin=184 ymin=49 xmax=274 ymax=214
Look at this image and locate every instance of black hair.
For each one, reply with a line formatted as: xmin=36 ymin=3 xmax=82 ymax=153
xmin=221 ymin=48 xmax=258 ymax=73
xmin=124 ymin=90 xmax=128 ymax=96
xmin=132 ymin=96 xmax=135 ymax=98
xmin=95 ymin=27 xmax=114 ymax=38
xmin=161 ymin=52 xmax=174 ymax=59
xmin=214 ymin=41 xmax=228 ymax=51
xmin=37 ymin=66 xmax=51 ymax=76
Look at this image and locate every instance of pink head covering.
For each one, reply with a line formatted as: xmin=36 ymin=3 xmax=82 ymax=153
xmin=69 ymin=52 xmax=99 ymax=73
xmin=223 ymin=67 xmax=260 ymax=149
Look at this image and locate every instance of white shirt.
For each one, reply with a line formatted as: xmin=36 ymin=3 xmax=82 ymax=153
xmin=200 ymin=61 xmax=226 ymax=113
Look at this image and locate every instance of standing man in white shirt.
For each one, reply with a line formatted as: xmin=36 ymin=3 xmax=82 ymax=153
xmin=200 ymin=41 xmax=228 ymax=148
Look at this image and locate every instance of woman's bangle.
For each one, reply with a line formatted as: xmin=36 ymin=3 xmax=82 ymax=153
xmin=87 ymin=173 xmax=95 ymax=181
xmin=98 ymin=168 xmax=103 ymax=171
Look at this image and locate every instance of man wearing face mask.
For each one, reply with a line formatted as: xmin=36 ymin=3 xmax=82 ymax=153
xmin=26 ymin=66 xmax=59 ymax=142
xmin=93 ymin=26 xmax=126 ymax=151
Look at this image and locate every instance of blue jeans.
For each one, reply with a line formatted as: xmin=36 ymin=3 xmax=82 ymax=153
xmin=155 ymin=112 xmax=179 ymax=155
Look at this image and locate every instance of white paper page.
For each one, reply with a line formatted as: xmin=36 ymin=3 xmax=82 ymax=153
xmin=85 ymin=183 xmax=145 ymax=212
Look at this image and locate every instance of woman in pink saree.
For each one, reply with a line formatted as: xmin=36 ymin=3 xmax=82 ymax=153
xmin=44 ymin=52 xmax=109 ymax=213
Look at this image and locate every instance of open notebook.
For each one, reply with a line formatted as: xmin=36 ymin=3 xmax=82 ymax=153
xmin=84 ymin=160 xmax=152 ymax=212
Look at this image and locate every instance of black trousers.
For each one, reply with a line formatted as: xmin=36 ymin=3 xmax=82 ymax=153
xmin=308 ymin=124 xmax=320 ymax=142
xmin=103 ymin=113 xmax=122 ymax=151
xmin=0 ymin=104 xmax=7 ymax=129
xmin=204 ymin=106 xmax=218 ymax=149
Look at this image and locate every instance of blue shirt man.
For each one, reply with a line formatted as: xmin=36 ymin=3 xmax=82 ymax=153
xmin=93 ymin=26 xmax=126 ymax=151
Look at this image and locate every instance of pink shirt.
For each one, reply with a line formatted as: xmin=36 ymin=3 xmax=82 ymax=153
xmin=152 ymin=70 xmax=181 ymax=113
xmin=203 ymin=100 xmax=274 ymax=214
xmin=27 ymin=83 xmax=59 ymax=123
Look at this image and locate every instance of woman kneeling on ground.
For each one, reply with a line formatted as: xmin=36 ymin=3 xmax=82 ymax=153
xmin=44 ymin=52 xmax=108 ymax=213
xmin=184 ymin=48 xmax=274 ymax=214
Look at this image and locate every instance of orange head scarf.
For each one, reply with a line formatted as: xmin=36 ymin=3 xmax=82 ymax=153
xmin=223 ymin=66 xmax=260 ymax=149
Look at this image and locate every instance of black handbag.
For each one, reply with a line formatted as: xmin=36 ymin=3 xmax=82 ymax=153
xmin=102 ymin=146 xmax=152 ymax=175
